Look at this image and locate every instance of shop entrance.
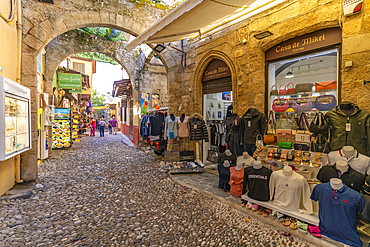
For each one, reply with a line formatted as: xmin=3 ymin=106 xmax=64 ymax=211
xmin=201 ymin=59 xmax=232 ymax=166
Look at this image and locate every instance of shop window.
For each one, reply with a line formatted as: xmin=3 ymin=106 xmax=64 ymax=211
xmin=73 ymin=62 xmax=85 ymax=74
xmin=267 ymin=48 xmax=339 ymax=127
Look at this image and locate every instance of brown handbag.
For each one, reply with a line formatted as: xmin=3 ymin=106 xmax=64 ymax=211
xmin=264 ymin=111 xmax=278 ymax=145
xmin=295 ymin=83 xmax=313 ymax=93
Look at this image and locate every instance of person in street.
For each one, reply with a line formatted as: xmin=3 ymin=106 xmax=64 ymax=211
xmin=108 ymin=119 xmax=112 ymax=134
xmin=110 ymin=116 xmax=118 ymax=135
xmin=98 ymin=118 xmax=106 ymax=137
xmin=90 ymin=117 xmax=96 ymax=136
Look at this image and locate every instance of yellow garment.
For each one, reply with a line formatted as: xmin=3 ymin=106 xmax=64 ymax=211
xmin=37 ymin=108 xmax=43 ymax=129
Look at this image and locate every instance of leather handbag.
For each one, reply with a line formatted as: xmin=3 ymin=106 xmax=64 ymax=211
xmin=276 ymin=112 xmax=292 ymax=138
xmin=292 ymin=98 xmax=312 ymax=112
xmin=270 ymin=85 xmax=278 ymax=96
xmin=264 ymin=111 xmax=277 ymax=145
xmin=278 ymin=141 xmax=292 ymax=149
xmin=295 ymin=83 xmax=313 ymax=93
xmin=272 ymin=99 xmax=289 ymax=112
xmin=256 ymin=134 xmax=264 ymax=147
xmin=279 ymin=84 xmax=287 ymax=95
xmin=315 ymin=80 xmax=337 ymax=91
xmin=206 ymin=149 xmax=220 ymax=163
xmin=295 ymin=112 xmax=311 ymax=143
xmin=287 ymin=83 xmax=295 ymax=94
xmin=311 ymin=135 xmax=331 ymax=153
xmin=294 ymin=142 xmax=310 ymax=151
xmin=309 ymin=112 xmax=329 ymax=136
xmin=314 ymin=95 xmax=337 ymax=111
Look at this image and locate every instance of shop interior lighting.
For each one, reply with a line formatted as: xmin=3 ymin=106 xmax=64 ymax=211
xmin=153 ymin=44 xmax=166 ymax=53
xmin=253 ymin=31 xmax=273 ymax=40
xmin=285 ymin=71 xmax=294 ymax=78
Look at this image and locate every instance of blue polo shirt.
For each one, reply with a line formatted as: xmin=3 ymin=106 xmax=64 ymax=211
xmin=311 ymin=183 xmax=365 ymax=247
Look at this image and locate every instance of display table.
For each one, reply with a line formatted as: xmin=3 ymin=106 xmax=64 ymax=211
xmin=241 ymin=194 xmax=319 ymax=226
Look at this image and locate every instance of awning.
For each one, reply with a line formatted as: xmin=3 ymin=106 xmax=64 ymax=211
xmin=127 ymin=0 xmax=286 ymax=50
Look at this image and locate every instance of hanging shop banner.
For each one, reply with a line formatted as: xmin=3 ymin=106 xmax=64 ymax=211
xmin=58 ymin=73 xmax=82 ymax=89
xmin=222 ymin=91 xmax=232 ymax=101
xmin=141 ymin=92 xmax=150 ymax=114
xmin=266 ymin=28 xmax=342 ymax=61
xmin=152 ymin=93 xmax=160 ymax=108
xmin=202 ymin=59 xmax=231 ymax=82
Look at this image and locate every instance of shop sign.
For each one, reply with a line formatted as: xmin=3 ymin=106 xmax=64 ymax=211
xmin=152 ymin=93 xmax=160 ymax=108
xmin=202 ymin=59 xmax=231 ymax=82
xmin=343 ymin=0 xmax=363 ymax=16
xmin=141 ymin=92 xmax=150 ymax=114
xmin=266 ymin=28 xmax=342 ymax=61
xmin=58 ymin=73 xmax=82 ymax=89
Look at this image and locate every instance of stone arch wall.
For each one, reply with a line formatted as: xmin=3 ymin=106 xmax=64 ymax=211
xmin=20 ymin=0 xmax=167 ymax=181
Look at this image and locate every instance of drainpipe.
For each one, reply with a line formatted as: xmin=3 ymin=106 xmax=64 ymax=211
xmin=15 ymin=0 xmax=23 ymax=183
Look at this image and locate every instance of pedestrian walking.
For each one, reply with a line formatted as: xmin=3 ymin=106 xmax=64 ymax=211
xmin=98 ymin=118 xmax=106 ymax=137
xmin=108 ymin=119 xmax=112 ymax=134
xmin=90 ymin=117 xmax=96 ymax=136
xmin=110 ymin=116 xmax=118 ymax=135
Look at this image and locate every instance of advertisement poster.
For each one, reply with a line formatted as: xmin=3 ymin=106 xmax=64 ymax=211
xmin=141 ymin=92 xmax=150 ymax=114
xmin=151 ymin=93 xmax=160 ymax=108
xmin=52 ymin=108 xmax=72 ymax=149
xmin=205 ymin=100 xmax=223 ymax=120
xmin=222 ymin=91 xmax=232 ymax=101
xmin=58 ymin=73 xmax=82 ymax=89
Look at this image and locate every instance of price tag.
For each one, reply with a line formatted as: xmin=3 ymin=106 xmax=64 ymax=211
xmin=248 ymin=121 xmax=251 ymax=127
xmin=346 ymin=123 xmax=351 ymax=131
xmin=194 ymin=125 xmax=197 ymax=129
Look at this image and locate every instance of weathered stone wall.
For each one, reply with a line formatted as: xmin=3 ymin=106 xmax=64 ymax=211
xmin=20 ymin=0 xmax=167 ymax=181
xmin=139 ymin=64 xmax=168 ymax=107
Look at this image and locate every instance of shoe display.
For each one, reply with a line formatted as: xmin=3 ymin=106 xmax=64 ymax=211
xmin=312 ymin=152 xmax=322 ymax=167
xmin=273 ymin=148 xmax=281 ymax=160
xmin=302 ymin=152 xmax=311 ymax=165
xmin=269 ymin=210 xmax=277 ymax=219
xmin=246 ymin=201 xmax=253 ymax=209
xmin=280 ymin=150 xmax=288 ymax=161
xmin=276 ymin=212 xmax=285 ymax=222
xmin=262 ymin=208 xmax=272 ymax=217
xmin=282 ymin=217 xmax=291 ymax=226
xmin=251 ymin=204 xmax=259 ymax=211
xmin=294 ymin=150 xmax=302 ymax=164
xmin=253 ymin=146 xmax=263 ymax=158
xmin=257 ymin=206 xmax=265 ymax=214
xmin=259 ymin=147 xmax=268 ymax=159
xmin=289 ymin=218 xmax=298 ymax=229
xmin=297 ymin=220 xmax=308 ymax=234
xmin=287 ymin=150 xmax=295 ymax=162
xmin=268 ymin=149 xmax=274 ymax=160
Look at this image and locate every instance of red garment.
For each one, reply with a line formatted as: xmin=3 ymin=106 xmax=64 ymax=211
xmin=229 ymin=167 xmax=244 ymax=197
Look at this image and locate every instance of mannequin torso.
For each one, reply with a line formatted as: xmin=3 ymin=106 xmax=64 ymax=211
xmin=237 ymin=152 xmax=254 ymax=167
xmin=330 ymin=178 xmax=344 ymax=190
xmin=236 ymin=162 xmax=243 ymax=170
xmin=170 ymin=113 xmax=175 ymax=121
xmin=336 ymin=160 xmax=349 ymax=173
xmin=283 ymin=165 xmax=293 ymax=176
xmin=225 ymin=150 xmax=232 ymax=156
xmin=223 ymin=160 xmax=230 ymax=168
xmin=253 ymin=161 xmax=262 ymax=169
xmin=180 ymin=113 xmax=185 ymax=122
xmin=342 ymin=146 xmax=356 ymax=159
xmin=340 ymin=102 xmax=355 ymax=116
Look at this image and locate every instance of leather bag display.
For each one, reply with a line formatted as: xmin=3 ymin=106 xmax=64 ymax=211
xmin=293 ymin=142 xmax=310 ymax=151
xmin=279 ymin=84 xmax=287 ymax=95
xmin=292 ymin=98 xmax=312 ymax=112
xmin=286 ymin=83 xmax=295 ymax=94
xmin=295 ymin=83 xmax=313 ymax=93
xmin=310 ymin=135 xmax=331 ymax=153
xmin=270 ymin=85 xmax=278 ymax=96
xmin=295 ymin=112 xmax=311 ymax=143
xmin=314 ymin=95 xmax=337 ymax=111
xmin=206 ymin=149 xmax=221 ymax=163
xmin=256 ymin=134 xmax=264 ymax=147
xmin=315 ymin=80 xmax=337 ymax=91
xmin=276 ymin=112 xmax=292 ymax=138
xmin=272 ymin=98 xmax=289 ymax=113
xmin=309 ymin=112 xmax=329 ymax=136
xmin=264 ymin=111 xmax=278 ymax=145
xmin=278 ymin=141 xmax=292 ymax=149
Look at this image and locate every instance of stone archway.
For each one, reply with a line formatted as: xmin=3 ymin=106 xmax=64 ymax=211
xmin=20 ymin=0 xmax=167 ymax=181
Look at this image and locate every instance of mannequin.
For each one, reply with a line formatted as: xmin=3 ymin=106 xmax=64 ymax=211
xmin=342 ymin=146 xmax=356 ymax=158
xmin=237 ymin=152 xmax=255 ymax=167
xmin=225 ymin=149 xmax=232 ymax=156
xmin=236 ymin=162 xmax=243 ymax=170
xmin=330 ymin=178 xmax=344 ymax=190
xmin=223 ymin=160 xmax=230 ymax=168
xmin=336 ymin=160 xmax=349 ymax=173
xmin=340 ymin=102 xmax=355 ymax=116
xmin=253 ymin=161 xmax=262 ymax=169
xmin=180 ymin=113 xmax=185 ymax=122
xmin=170 ymin=113 xmax=175 ymax=121
xmin=283 ymin=165 xmax=293 ymax=176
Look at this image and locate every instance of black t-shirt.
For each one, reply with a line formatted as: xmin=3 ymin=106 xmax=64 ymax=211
xmin=242 ymin=166 xmax=272 ymax=201
xmin=220 ymin=154 xmax=237 ymax=166
xmin=317 ymin=164 xmax=366 ymax=193
xmin=218 ymin=163 xmax=235 ymax=191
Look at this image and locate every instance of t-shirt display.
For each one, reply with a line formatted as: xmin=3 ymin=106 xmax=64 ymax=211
xmin=229 ymin=167 xmax=244 ymax=197
xmin=219 ymin=153 xmax=237 ymax=165
xmin=311 ymin=183 xmax=366 ymax=247
xmin=317 ymin=164 xmax=366 ymax=193
xmin=242 ymin=166 xmax=272 ymax=201
xmin=328 ymin=150 xmax=370 ymax=175
xmin=236 ymin=155 xmax=254 ymax=167
xmin=269 ymin=170 xmax=313 ymax=214
xmin=218 ymin=163 xmax=235 ymax=191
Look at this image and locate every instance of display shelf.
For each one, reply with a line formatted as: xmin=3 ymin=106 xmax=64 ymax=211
xmin=241 ymin=195 xmax=319 ymax=226
xmin=270 ymin=89 xmax=336 ymax=97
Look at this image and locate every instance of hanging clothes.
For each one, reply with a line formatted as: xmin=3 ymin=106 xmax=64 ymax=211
xmin=190 ymin=118 xmax=209 ymax=142
xmin=229 ymin=166 xmax=244 ymax=197
xmin=164 ymin=116 xmax=178 ymax=140
xmin=177 ymin=116 xmax=190 ymax=138
xmin=148 ymin=115 xmax=161 ymax=140
xmin=226 ymin=113 xmax=243 ymax=156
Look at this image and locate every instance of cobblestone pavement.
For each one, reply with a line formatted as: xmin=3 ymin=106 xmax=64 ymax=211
xmin=0 ymin=135 xmax=314 ymax=246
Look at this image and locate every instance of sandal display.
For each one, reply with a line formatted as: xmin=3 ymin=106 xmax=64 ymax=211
xmin=276 ymin=212 xmax=285 ymax=222
xmin=302 ymin=152 xmax=311 ymax=166
xmin=268 ymin=148 xmax=274 ymax=160
xmin=289 ymin=218 xmax=298 ymax=230
xmin=280 ymin=150 xmax=289 ymax=161
xmin=294 ymin=150 xmax=302 ymax=165
xmin=262 ymin=208 xmax=272 ymax=217
xmin=253 ymin=146 xmax=263 ymax=158
xmin=282 ymin=217 xmax=291 ymax=226
xmin=297 ymin=220 xmax=308 ymax=234
xmin=273 ymin=148 xmax=281 ymax=160
xmin=312 ymin=152 xmax=322 ymax=167
xmin=287 ymin=150 xmax=295 ymax=162
xmin=259 ymin=147 xmax=268 ymax=159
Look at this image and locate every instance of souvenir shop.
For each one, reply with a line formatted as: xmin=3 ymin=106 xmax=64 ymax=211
xmin=216 ymin=28 xmax=370 ymax=247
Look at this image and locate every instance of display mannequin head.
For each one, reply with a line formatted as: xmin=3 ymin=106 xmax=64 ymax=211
xmin=330 ymin=178 xmax=344 ymax=190
xmin=283 ymin=165 xmax=293 ymax=176
xmin=253 ymin=161 xmax=262 ymax=169
xmin=223 ymin=160 xmax=230 ymax=168
xmin=225 ymin=149 xmax=232 ymax=156
xmin=340 ymin=102 xmax=355 ymax=116
xmin=180 ymin=113 xmax=185 ymax=122
xmin=336 ymin=160 xmax=349 ymax=173
xmin=170 ymin=113 xmax=175 ymax=121
xmin=342 ymin=146 xmax=356 ymax=158
xmin=243 ymin=152 xmax=250 ymax=159
xmin=236 ymin=162 xmax=243 ymax=170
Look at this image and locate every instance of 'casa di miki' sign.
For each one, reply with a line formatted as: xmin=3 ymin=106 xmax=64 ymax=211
xmin=58 ymin=73 xmax=82 ymax=89
xmin=266 ymin=28 xmax=342 ymax=61
xmin=202 ymin=59 xmax=231 ymax=82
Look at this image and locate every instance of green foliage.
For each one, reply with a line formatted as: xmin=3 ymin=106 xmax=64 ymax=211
xmin=74 ymin=52 xmax=119 ymax=65
xmin=79 ymin=27 xmax=126 ymax=42
xmin=91 ymin=89 xmax=105 ymax=107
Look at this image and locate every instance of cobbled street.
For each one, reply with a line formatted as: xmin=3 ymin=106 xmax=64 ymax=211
xmin=0 ymin=135 xmax=313 ymax=247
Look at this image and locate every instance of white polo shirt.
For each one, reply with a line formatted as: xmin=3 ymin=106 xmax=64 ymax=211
xmin=328 ymin=150 xmax=370 ymax=175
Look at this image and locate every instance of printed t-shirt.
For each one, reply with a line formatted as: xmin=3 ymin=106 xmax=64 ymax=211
xmin=311 ymin=183 xmax=365 ymax=247
xmin=242 ymin=166 xmax=272 ymax=201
